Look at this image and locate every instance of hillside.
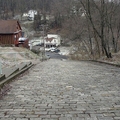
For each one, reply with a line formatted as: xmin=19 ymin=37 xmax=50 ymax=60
xmin=0 ymin=47 xmax=39 ymax=68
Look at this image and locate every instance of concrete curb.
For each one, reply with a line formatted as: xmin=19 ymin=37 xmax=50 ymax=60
xmin=89 ymin=60 xmax=120 ymax=67
xmin=0 ymin=63 xmax=34 ymax=88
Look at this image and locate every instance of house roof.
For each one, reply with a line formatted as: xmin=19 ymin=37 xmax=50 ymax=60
xmin=0 ymin=20 xmax=22 ymax=34
xmin=45 ymin=37 xmax=55 ymax=42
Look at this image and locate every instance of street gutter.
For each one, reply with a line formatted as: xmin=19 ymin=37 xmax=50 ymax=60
xmin=89 ymin=60 xmax=120 ymax=67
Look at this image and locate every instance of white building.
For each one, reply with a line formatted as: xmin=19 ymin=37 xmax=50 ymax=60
xmin=28 ymin=10 xmax=37 ymax=21
xmin=45 ymin=34 xmax=61 ymax=47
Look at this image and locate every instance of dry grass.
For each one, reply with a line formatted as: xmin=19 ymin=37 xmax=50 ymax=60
xmin=69 ymin=50 xmax=120 ymax=65
xmin=98 ymin=52 xmax=120 ymax=65
xmin=0 ymin=47 xmax=39 ymax=68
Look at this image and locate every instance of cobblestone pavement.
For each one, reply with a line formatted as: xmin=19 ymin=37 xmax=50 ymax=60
xmin=0 ymin=59 xmax=120 ymax=120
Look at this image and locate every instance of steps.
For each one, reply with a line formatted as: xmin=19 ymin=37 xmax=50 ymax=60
xmin=0 ymin=62 xmax=34 ymax=88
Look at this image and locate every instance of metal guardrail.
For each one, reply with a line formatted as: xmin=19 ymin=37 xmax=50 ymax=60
xmin=0 ymin=52 xmax=27 ymax=74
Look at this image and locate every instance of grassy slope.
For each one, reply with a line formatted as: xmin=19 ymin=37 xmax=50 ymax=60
xmin=0 ymin=47 xmax=39 ymax=68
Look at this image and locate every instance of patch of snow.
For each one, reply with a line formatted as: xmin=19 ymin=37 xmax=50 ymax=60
xmin=59 ymin=47 xmax=70 ymax=55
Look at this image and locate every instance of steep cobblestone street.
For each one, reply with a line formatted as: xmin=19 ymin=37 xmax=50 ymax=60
xmin=0 ymin=59 xmax=120 ymax=120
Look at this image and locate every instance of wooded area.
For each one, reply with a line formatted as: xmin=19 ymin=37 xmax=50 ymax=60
xmin=0 ymin=0 xmax=52 ymax=19
xmin=0 ymin=0 xmax=120 ymax=58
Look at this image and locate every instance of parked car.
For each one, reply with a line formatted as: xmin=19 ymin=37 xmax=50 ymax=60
xmin=50 ymin=47 xmax=56 ymax=52
xmin=45 ymin=47 xmax=60 ymax=53
xmin=51 ymin=48 xmax=60 ymax=53
xmin=54 ymin=49 xmax=60 ymax=53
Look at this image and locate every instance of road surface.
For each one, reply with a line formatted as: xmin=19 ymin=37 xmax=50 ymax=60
xmin=0 ymin=59 xmax=120 ymax=120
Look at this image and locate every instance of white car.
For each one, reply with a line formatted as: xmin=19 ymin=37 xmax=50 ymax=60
xmin=50 ymin=47 xmax=56 ymax=52
xmin=45 ymin=48 xmax=51 ymax=51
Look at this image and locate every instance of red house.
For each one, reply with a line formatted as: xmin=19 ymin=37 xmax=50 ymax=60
xmin=0 ymin=20 xmax=22 ymax=46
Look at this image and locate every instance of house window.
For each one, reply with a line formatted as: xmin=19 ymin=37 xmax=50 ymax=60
xmin=14 ymin=35 xmax=17 ymax=40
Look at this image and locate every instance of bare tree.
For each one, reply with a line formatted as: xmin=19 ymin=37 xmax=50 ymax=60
xmin=79 ymin=0 xmax=120 ymax=58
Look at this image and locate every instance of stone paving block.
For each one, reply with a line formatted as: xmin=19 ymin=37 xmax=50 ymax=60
xmin=50 ymin=114 xmax=61 ymax=118
xmin=47 ymin=109 xmax=59 ymax=112
xmin=30 ymin=118 xmax=42 ymax=120
xmin=25 ymin=114 xmax=39 ymax=118
xmin=39 ymin=115 xmax=51 ymax=119
xmin=114 ymin=117 xmax=120 ymax=120
xmin=42 ymin=118 xmax=58 ymax=120
xmin=48 ymin=111 xmax=56 ymax=115
xmin=13 ymin=109 xmax=25 ymax=112
xmin=90 ymin=113 xmax=104 ymax=117
xmin=59 ymin=117 xmax=72 ymax=120
xmin=16 ymin=118 xmax=28 ymax=120
xmin=0 ymin=118 xmax=15 ymax=120
xmin=11 ymin=114 xmax=26 ymax=118
xmin=71 ymin=117 xmax=82 ymax=120
xmin=77 ymin=113 xmax=89 ymax=118
xmin=115 ymin=112 xmax=120 ymax=116
xmin=35 ymin=111 xmax=48 ymax=115
xmin=51 ymin=105 xmax=64 ymax=109
xmin=20 ymin=111 xmax=35 ymax=115
xmin=97 ymin=117 xmax=114 ymax=120
xmin=103 ymin=113 xmax=115 ymax=117
xmin=113 ymin=105 xmax=120 ymax=108
xmin=85 ymin=118 xmax=97 ymax=120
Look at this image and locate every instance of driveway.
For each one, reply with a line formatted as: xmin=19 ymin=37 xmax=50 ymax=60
xmin=0 ymin=59 xmax=120 ymax=120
